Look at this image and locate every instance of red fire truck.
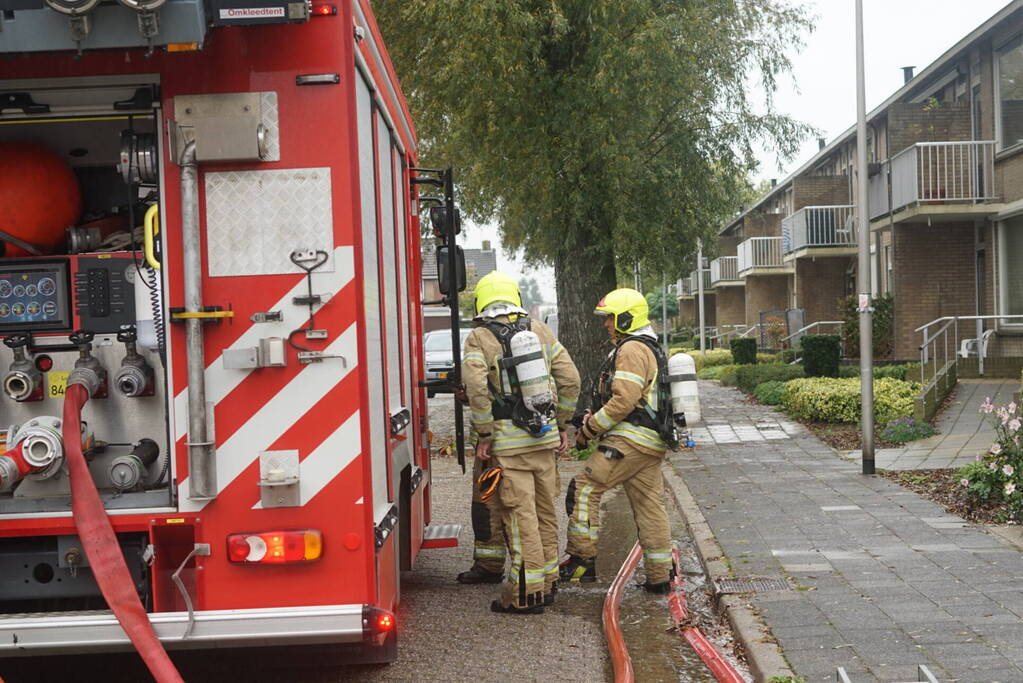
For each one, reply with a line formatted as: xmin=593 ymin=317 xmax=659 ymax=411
xmin=0 ymin=0 xmax=462 ymax=674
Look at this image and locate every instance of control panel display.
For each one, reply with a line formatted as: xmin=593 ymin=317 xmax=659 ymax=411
xmin=0 ymin=261 xmax=70 ymax=332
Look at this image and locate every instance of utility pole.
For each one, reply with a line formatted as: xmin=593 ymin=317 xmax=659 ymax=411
xmin=661 ymin=274 xmax=669 ymax=349
xmin=697 ymin=240 xmax=706 ymax=353
xmin=634 ymin=261 xmax=641 ymax=290
xmin=856 ymin=0 xmax=875 ymax=474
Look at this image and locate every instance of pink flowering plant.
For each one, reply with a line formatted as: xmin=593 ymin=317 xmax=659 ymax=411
xmin=957 ymin=398 xmax=1023 ymax=522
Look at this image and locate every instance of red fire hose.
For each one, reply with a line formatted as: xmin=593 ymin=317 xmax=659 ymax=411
xmin=603 ymin=542 xmax=642 ymax=683
xmin=63 ymin=383 xmax=184 ymax=682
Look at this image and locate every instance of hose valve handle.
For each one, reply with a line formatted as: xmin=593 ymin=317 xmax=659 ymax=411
xmin=2 ymin=334 xmax=30 ymax=350
xmin=69 ymin=329 xmax=96 ymax=347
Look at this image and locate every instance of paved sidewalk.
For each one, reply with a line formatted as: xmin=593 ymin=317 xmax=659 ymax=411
xmin=672 ymin=381 xmax=1023 ymax=682
xmin=846 ymin=379 xmax=1018 ymax=471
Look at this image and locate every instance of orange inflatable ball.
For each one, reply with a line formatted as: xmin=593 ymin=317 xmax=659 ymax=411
xmin=0 ymin=142 xmax=82 ymax=256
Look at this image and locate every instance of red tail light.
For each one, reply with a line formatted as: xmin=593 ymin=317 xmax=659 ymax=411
xmin=311 ymin=3 xmax=336 ymax=16
xmin=377 ymin=613 xmax=395 ymax=632
xmin=227 ymin=530 xmax=323 ymax=564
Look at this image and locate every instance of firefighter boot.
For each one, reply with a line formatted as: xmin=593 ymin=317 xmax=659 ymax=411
xmin=490 ymin=599 xmax=544 ymax=615
xmin=543 ymin=581 xmax=558 ymax=606
xmin=457 ymin=563 xmax=503 ymax=584
xmin=559 ymin=555 xmax=596 ymax=583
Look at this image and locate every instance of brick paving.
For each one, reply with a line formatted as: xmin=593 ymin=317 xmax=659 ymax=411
xmin=671 ymin=381 xmax=1023 ymax=683
xmin=845 ymin=379 xmax=1018 ymax=471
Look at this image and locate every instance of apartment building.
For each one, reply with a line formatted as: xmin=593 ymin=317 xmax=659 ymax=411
xmin=686 ymin=0 xmax=1023 ymax=362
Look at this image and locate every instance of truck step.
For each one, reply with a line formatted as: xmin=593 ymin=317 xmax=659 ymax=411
xmin=421 ymin=524 xmax=461 ymax=549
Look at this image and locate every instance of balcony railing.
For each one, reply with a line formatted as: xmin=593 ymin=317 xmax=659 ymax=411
xmin=867 ymin=161 xmax=890 ymax=220
xmin=781 ymin=205 xmax=856 ymax=253
xmin=709 ymin=256 xmax=739 ymax=284
xmin=689 ymin=269 xmax=712 ymax=292
xmin=890 ymin=140 xmax=997 ymax=211
xmin=737 ymin=237 xmax=784 ymax=274
xmin=677 ymin=277 xmax=694 ymax=297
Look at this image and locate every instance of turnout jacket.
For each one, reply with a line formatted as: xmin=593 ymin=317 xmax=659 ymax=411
xmin=462 ymin=316 xmax=580 ymax=456
xmin=581 ymin=333 xmax=667 ymax=457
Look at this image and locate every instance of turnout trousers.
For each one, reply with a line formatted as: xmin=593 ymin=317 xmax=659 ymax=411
xmin=496 ymin=448 xmax=560 ymax=608
xmin=470 ymin=454 xmax=507 ymax=573
xmin=564 ymin=440 xmax=673 ymax=583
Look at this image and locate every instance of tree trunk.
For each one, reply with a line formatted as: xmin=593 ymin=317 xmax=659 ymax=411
xmin=554 ymin=238 xmax=618 ymax=412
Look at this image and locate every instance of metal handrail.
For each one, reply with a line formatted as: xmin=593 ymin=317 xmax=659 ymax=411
xmin=737 ymin=237 xmax=784 ymax=273
xmin=780 ymin=320 xmax=843 ymax=345
xmin=891 ymin=140 xmax=997 ymax=210
xmin=781 ymin=206 xmax=856 ymax=253
xmin=917 ymin=313 xmax=1023 ymax=385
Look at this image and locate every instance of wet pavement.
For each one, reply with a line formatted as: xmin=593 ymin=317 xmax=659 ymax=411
xmin=3 ymin=396 xmax=740 ymax=682
xmin=678 ymin=380 xmax=1023 ymax=682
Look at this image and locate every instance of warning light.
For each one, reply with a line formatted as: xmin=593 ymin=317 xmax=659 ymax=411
xmin=377 ymin=613 xmax=395 ymax=632
xmin=226 ymin=530 xmax=323 ymax=564
xmin=311 ymin=3 xmax=336 ymax=16
xmin=35 ymin=355 xmax=53 ymax=372
xmin=166 ymin=42 xmax=200 ymax=52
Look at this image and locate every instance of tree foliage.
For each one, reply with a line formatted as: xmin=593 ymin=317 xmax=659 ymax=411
xmin=518 ymin=277 xmax=544 ymax=309
xmin=645 ymin=289 xmax=678 ymax=325
xmin=375 ymin=0 xmax=813 ymax=385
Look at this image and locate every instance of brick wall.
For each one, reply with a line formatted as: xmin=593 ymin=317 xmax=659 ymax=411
xmin=744 ymin=274 xmax=789 ymax=326
xmin=678 ymin=299 xmax=695 ymax=327
xmin=892 ymin=223 xmax=977 ymax=359
xmin=996 ymin=151 xmax=1023 ymax=204
xmin=794 ymin=256 xmax=853 ymax=324
xmin=888 ymin=102 xmax=970 ymax=156
xmin=742 ymin=212 xmax=782 ymax=239
xmin=717 ymin=235 xmax=740 ymax=257
xmin=715 ymin=286 xmax=745 ymax=326
xmin=792 ymin=175 xmax=850 ymax=210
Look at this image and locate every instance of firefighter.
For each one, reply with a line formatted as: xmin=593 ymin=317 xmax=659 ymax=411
xmin=560 ymin=288 xmax=674 ymax=593
xmin=462 ymin=271 xmax=580 ymax=613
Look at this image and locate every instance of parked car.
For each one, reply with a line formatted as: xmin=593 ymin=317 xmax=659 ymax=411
xmin=424 ymin=328 xmax=471 ymax=397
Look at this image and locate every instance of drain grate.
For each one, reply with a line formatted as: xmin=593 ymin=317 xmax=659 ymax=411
xmin=714 ymin=578 xmax=791 ymax=594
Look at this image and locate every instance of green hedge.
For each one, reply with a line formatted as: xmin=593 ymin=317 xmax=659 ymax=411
xmin=874 ymin=363 xmax=920 ymax=381
xmin=801 ymin=335 xmax=841 ymax=378
xmin=730 ymin=338 xmax=757 ymax=365
xmin=757 ymin=353 xmax=780 ymax=364
xmin=753 ymin=381 xmax=786 ymax=405
xmin=690 ymin=349 xmax=733 ymax=371
xmin=781 ymin=377 xmax=919 ymax=424
xmin=735 ymin=364 xmax=806 ymax=393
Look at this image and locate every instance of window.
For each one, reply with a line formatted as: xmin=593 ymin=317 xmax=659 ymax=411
xmin=998 ymin=216 xmax=1023 ymax=324
xmin=996 ymin=37 xmax=1023 ymax=150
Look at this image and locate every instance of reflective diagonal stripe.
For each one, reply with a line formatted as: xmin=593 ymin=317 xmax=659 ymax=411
xmin=251 ymin=411 xmax=361 ymax=509
xmin=558 ymin=396 xmax=577 ymax=411
xmin=173 ymin=245 xmax=355 ymax=441
xmin=613 ymin=370 xmax=646 ymax=387
xmin=463 ymin=351 xmax=486 ymax=364
xmin=180 ymin=324 xmax=359 ymax=512
xmin=551 ymin=342 xmax=566 ymax=360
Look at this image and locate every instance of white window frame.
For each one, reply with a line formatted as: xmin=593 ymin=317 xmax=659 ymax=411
xmin=997 ymin=216 xmax=1023 ymax=328
xmin=994 ymin=35 xmax=1023 ymax=154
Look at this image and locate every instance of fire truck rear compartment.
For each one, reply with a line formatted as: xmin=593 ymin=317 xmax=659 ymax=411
xmin=0 ymin=81 xmax=172 ymax=515
xmin=0 ymin=533 xmax=149 ymax=612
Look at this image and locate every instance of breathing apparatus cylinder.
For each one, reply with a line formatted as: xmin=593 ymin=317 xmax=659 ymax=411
xmin=508 ymin=329 xmax=556 ymax=433
xmin=668 ymin=352 xmax=700 ymax=426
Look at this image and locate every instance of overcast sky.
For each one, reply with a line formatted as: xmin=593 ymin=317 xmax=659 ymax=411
xmin=460 ymin=0 xmax=1014 ymax=299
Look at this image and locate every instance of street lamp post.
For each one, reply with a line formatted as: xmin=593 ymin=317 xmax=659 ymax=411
xmin=856 ymin=0 xmax=875 ymax=474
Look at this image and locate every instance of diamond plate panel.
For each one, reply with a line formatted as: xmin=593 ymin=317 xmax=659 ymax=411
xmin=205 ymin=167 xmax=335 ymax=277
xmin=260 ymin=91 xmax=280 ymax=162
xmin=715 ymin=578 xmax=791 ymax=594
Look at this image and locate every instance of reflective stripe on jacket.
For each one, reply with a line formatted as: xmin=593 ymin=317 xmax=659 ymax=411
xmin=589 ymin=336 xmax=666 ymax=456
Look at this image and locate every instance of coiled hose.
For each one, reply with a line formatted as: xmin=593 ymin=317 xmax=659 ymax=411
xmin=63 ymin=384 xmax=183 ymax=682
xmin=148 ymin=266 xmax=166 ymax=361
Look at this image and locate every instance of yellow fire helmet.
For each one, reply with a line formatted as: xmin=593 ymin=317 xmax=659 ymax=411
xmin=595 ymin=288 xmax=649 ymax=334
xmin=474 ymin=270 xmax=521 ymax=315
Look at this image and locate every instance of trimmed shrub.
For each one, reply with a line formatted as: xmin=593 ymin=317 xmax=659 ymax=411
xmin=753 ymin=381 xmax=786 ymax=405
xmin=718 ymin=365 xmax=740 ymax=387
xmin=874 ymin=363 xmax=920 ymax=381
xmin=881 ymin=417 xmax=937 ymax=443
xmin=697 ymin=364 xmax=737 ymax=380
xmin=781 ymin=377 xmax=918 ymax=425
xmin=801 ymin=335 xmax=841 ymax=378
xmin=838 ymin=365 xmax=859 ymax=378
xmin=779 ymin=349 xmax=799 ymax=364
xmin=691 ymin=349 xmax=733 ymax=371
xmin=757 ymin=353 xmax=780 ymax=364
xmin=735 ymin=364 xmax=806 ymax=393
xmin=730 ymin=338 xmax=757 ymax=365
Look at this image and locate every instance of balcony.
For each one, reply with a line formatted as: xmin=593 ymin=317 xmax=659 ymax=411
xmin=737 ymin=237 xmax=786 ymax=275
xmin=781 ymin=205 xmax=856 ymax=255
xmin=689 ymin=268 xmax=712 ymax=293
xmin=867 ymin=161 xmax=890 ymax=220
xmin=709 ymin=256 xmax=740 ymax=286
xmin=889 ymin=140 xmax=998 ymax=215
xmin=677 ymin=277 xmax=694 ymax=298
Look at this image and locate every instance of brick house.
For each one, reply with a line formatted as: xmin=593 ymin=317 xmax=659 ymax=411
xmin=703 ymin=0 xmax=1023 ymax=362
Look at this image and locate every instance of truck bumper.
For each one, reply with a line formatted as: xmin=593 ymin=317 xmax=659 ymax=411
xmin=0 ymin=604 xmax=368 ymax=655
